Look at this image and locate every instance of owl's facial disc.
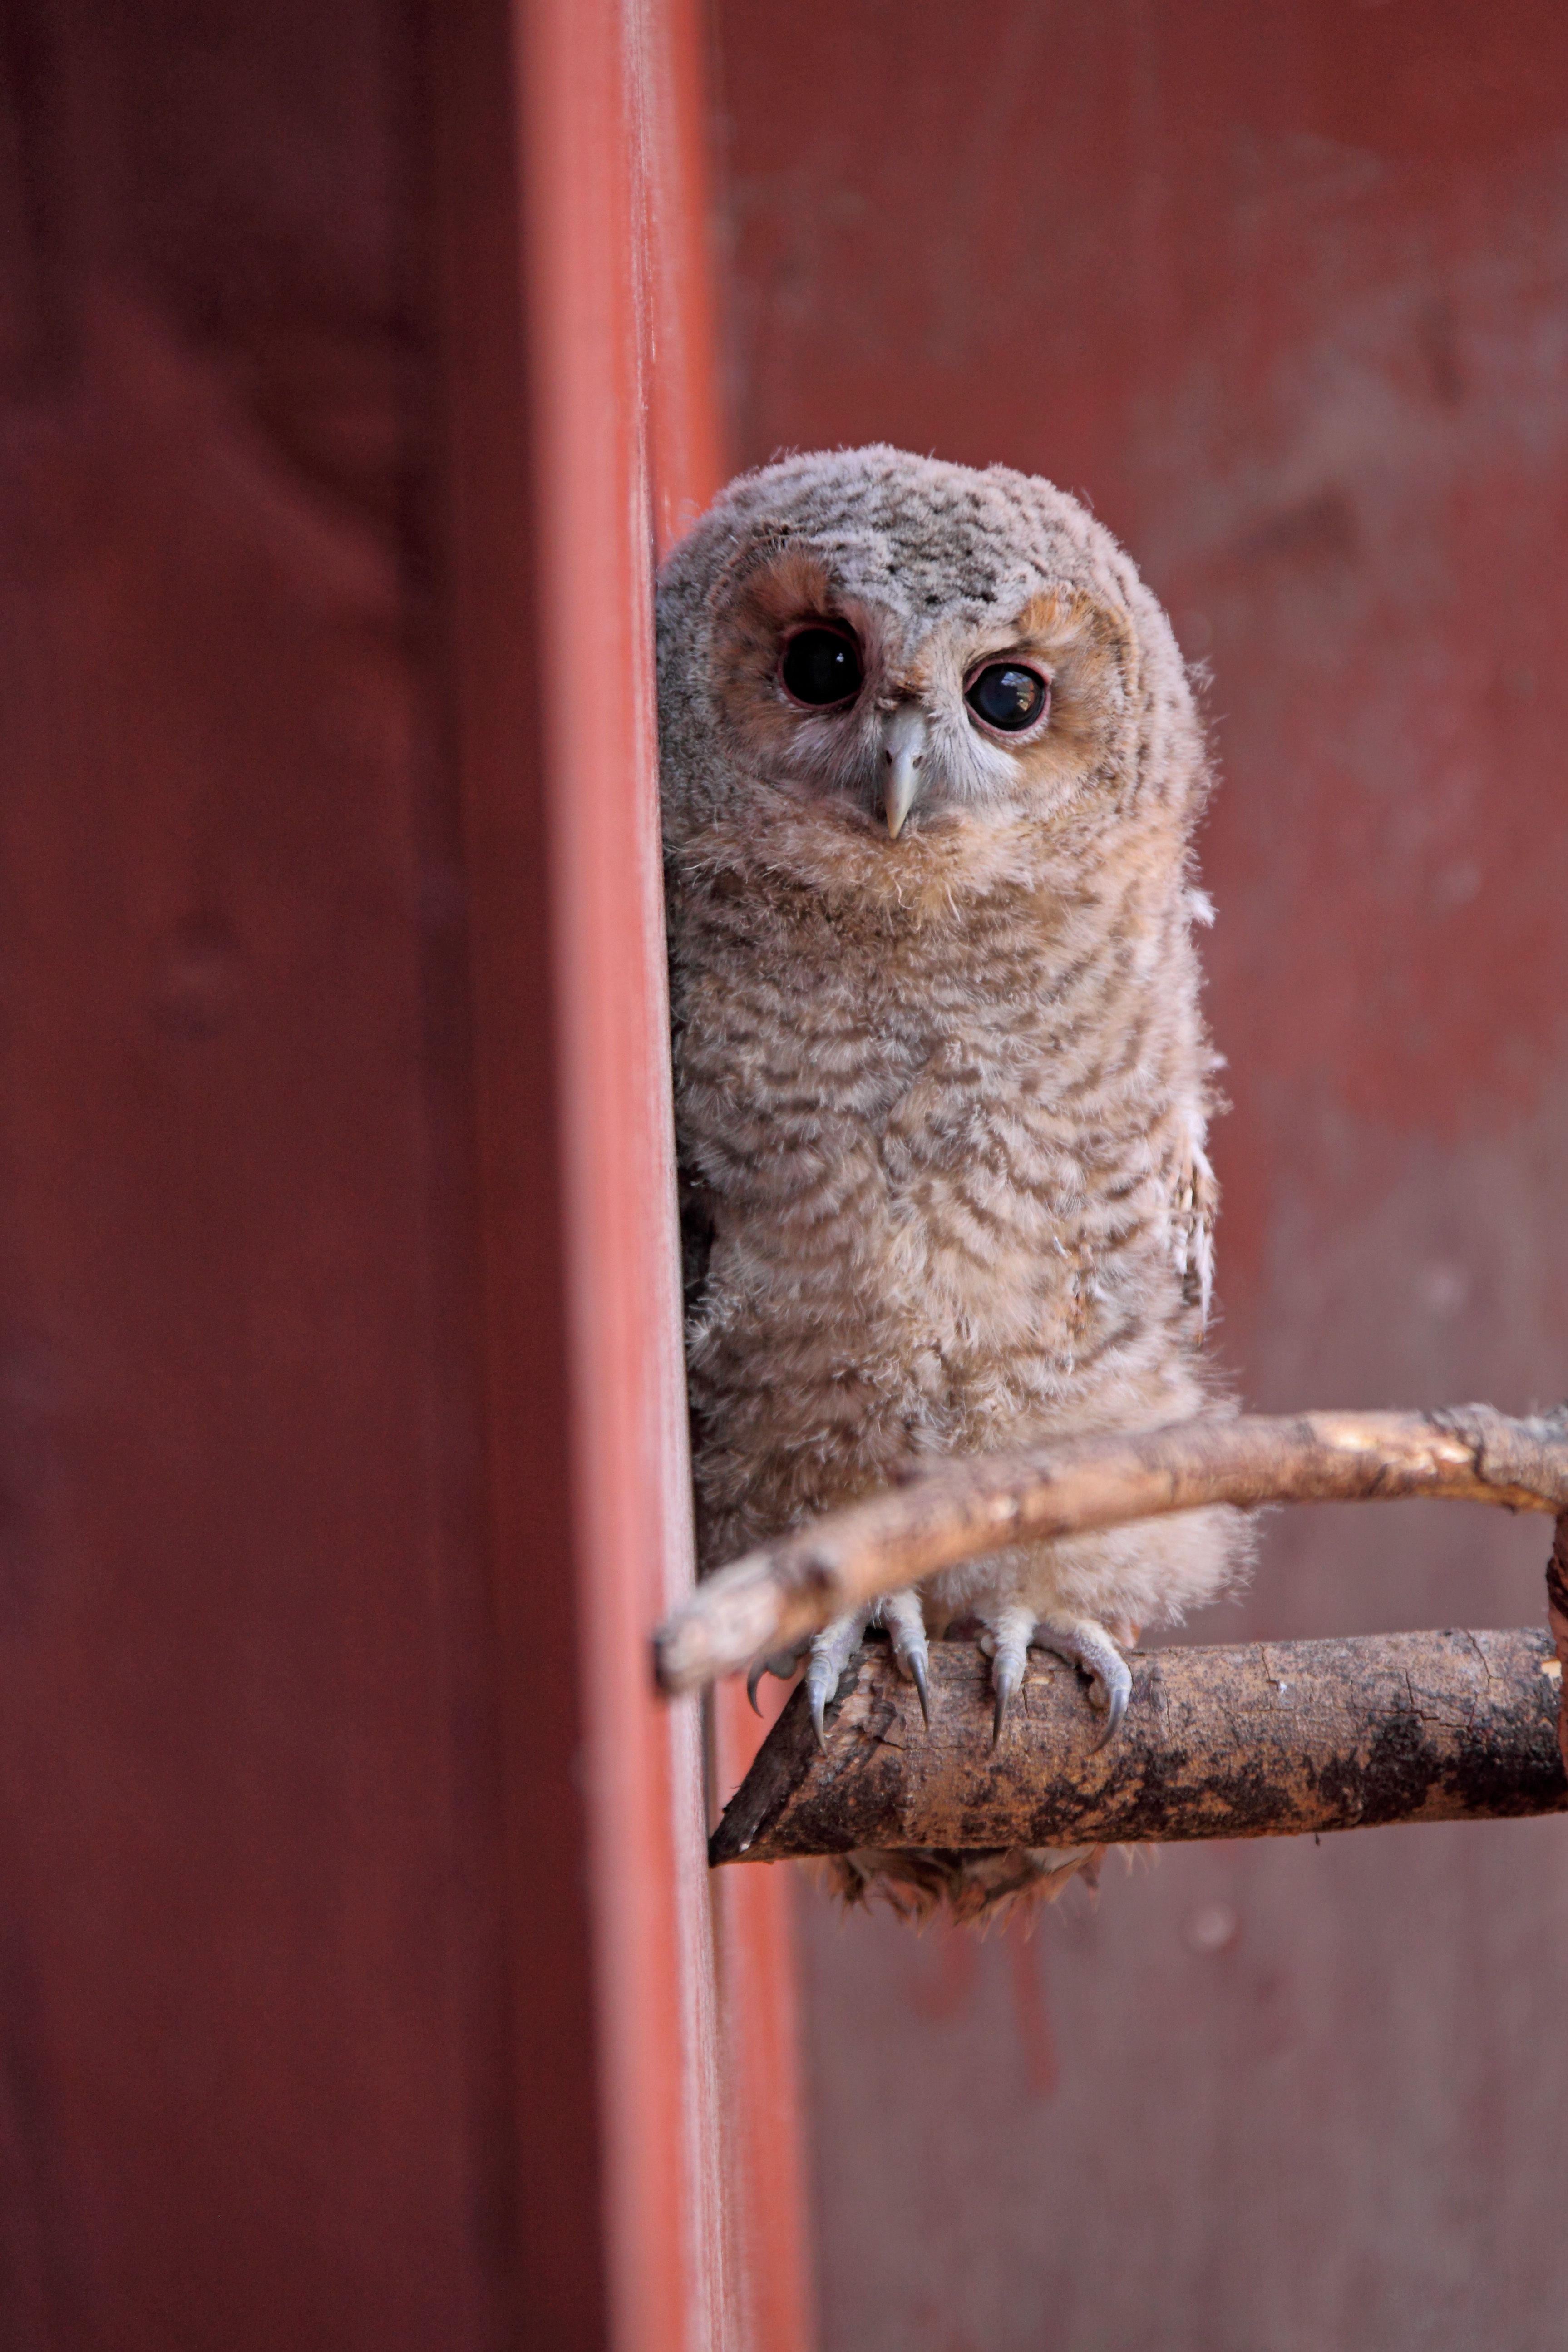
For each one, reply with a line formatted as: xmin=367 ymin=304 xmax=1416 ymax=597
xmin=707 ymin=539 xmax=1137 ymax=852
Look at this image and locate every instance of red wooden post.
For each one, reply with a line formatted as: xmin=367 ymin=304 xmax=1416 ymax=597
xmin=641 ymin=12 xmax=817 ymax=2350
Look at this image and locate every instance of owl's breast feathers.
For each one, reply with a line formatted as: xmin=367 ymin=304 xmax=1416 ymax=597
xmin=673 ymin=825 xmax=1216 ymax=1556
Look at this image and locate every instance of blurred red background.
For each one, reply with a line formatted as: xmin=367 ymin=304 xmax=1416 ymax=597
xmin=710 ymin=2 xmax=1568 ymax=2345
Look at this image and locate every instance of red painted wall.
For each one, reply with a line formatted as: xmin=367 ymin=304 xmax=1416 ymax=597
xmin=0 ymin=5 xmax=510 ymax=2337
xmin=712 ymin=3 xmax=1568 ymax=2344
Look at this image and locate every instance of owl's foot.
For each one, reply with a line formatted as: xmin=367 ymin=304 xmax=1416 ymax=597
xmin=877 ymin=1587 xmax=931 ymax=1724
xmin=804 ymin=1610 xmax=868 ymax=1751
xmin=1034 ymin=1613 xmax=1132 ymax=1749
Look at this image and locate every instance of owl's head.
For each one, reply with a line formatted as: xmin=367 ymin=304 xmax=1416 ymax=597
xmin=658 ymin=447 xmax=1202 ymax=909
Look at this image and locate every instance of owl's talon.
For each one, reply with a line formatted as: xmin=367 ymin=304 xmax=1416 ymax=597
xmin=1090 ymin=1657 xmax=1132 ymax=1749
xmin=746 ymin=1645 xmax=804 ymax=1714
xmin=991 ymin=1661 xmax=1019 ymax=1745
xmin=1035 ymin=1614 xmax=1133 ymax=1750
xmin=805 ymin=1657 xmax=834 ymax=1750
xmin=987 ymin=1605 xmax=1035 ymax=1746
xmin=804 ymin=1611 xmax=866 ymax=1751
xmin=878 ymin=1587 xmax=932 ymax=1728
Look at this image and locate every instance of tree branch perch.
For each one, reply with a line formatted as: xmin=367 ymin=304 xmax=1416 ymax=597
xmin=710 ymin=1627 xmax=1568 ymax=1864
xmin=654 ymin=1405 xmax=1568 ymax=1697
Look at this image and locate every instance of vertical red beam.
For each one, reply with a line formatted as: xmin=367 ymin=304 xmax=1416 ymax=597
xmin=513 ymin=2 xmax=725 ymax=2342
xmin=640 ymin=15 xmax=816 ymax=2352
xmin=434 ymin=0 xmax=722 ymax=2345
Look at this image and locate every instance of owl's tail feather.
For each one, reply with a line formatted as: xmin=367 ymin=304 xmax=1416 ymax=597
xmin=820 ymin=1841 xmax=1101 ymax=1930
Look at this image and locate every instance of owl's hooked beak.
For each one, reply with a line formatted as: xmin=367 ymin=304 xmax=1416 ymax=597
xmin=880 ymin=703 xmax=929 ymax=839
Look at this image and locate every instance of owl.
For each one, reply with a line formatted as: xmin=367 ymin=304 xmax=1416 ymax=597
xmin=659 ymin=446 xmax=1247 ymax=1918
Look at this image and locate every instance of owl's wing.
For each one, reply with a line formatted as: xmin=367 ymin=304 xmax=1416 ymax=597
xmin=1170 ymin=1127 xmax=1217 ymax=1329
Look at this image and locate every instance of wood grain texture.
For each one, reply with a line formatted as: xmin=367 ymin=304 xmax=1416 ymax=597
xmin=711 ymin=1628 xmax=1568 ymax=1862
xmin=657 ymin=1406 xmax=1568 ymax=1693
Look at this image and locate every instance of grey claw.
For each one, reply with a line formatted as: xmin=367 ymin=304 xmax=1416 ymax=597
xmin=1035 ymin=1615 xmax=1133 ymax=1752
xmin=1090 ymin=1655 xmax=1132 ymax=1750
xmin=986 ymin=1605 xmax=1035 ymax=1748
xmin=804 ymin=1653 xmax=834 ymax=1751
xmin=879 ymin=1587 xmax=932 ymax=1729
xmin=804 ymin=1612 xmax=865 ymax=1753
xmin=991 ymin=1653 xmax=1021 ymax=1745
xmin=747 ymin=1646 xmax=803 ymax=1714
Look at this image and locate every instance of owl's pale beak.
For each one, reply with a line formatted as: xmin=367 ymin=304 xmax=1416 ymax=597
xmin=881 ymin=704 xmax=929 ymax=839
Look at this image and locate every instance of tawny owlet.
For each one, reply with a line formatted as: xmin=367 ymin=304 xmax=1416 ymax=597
xmin=659 ymin=446 xmax=1248 ymax=1916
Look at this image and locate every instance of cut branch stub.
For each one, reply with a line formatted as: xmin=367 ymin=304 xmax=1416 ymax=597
xmin=654 ymin=1404 xmax=1568 ymax=1697
xmin=710 ymin=1627 xmax=1568 ymax=1864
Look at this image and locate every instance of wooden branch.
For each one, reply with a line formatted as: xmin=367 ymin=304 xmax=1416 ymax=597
xmin=710 ymin=1627 xmax=1568 ymax=1863
xmin=654 ymin=1404 xmax=1568 ymax=1697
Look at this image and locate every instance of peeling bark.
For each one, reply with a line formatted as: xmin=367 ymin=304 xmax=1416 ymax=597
xmin=710 ymin=1627 xmax=1568 ymax=1863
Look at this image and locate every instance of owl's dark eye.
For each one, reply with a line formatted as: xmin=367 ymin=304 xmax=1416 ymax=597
xmin=780 ymin=626 xmax=863 ymax=708
xmin=965 ymin=662 xmax=1049 ymax=733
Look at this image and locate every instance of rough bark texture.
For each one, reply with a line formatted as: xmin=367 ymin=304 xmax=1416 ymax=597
xmin=710 ymin=1627 xmax=1568 ymax=1863
xmin=656 ymin=1405 xmax=1568 ymax=1695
